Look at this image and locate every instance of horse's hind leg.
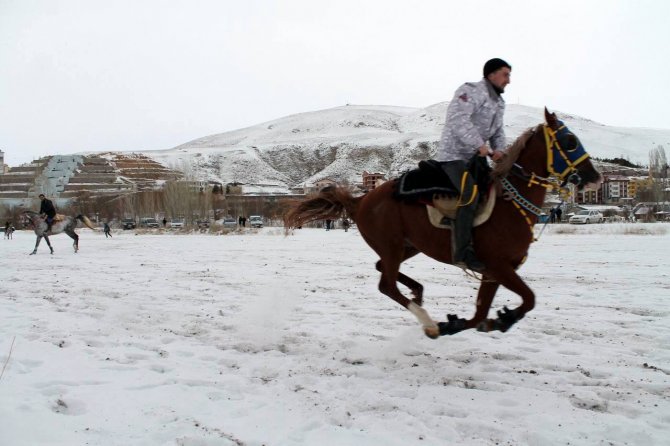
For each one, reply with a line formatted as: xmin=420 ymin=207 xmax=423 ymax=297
xmin=376 ymin=246 xmax=424 ymax=305
xmin=372 ymin=243 xmax=439 ymax=338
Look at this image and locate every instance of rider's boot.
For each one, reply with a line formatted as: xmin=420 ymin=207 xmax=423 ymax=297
xmin=442 ymin=160 xmax=486 ymax=273
xmin=46 ymin=221 xmax=52 ymax=234
xmin=452 ymin=205 xmax=485 ymax=272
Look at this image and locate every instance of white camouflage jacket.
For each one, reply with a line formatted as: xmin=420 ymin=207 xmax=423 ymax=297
xmin=436 ymin=78 xmax=506 ymax=162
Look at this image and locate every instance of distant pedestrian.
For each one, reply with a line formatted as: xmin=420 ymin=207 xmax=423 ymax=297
xmin=342 ymin=218 xmax=350 ymax=232
xmin=555 ymin=207 xmax=562 ymax=223
xmin=162 ymin=217 xmax=167 ymax=227
xmin=103 ymin=222 xmax=112 ymax=238
xmin=4 ymin=221 xmax=14 ymax=239
xmin=550 ymin=208 xmax=556 ymax=224
xmin=325 ymin=219 xmax=332 ymax=231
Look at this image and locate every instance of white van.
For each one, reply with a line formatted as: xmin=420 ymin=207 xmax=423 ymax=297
xmin=170 ymin=218 xmax=185 ymax=229
xmin=249 ymin=215 xmax=263 ymax=228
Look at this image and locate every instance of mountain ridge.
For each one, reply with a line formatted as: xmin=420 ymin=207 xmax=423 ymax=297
xmin=129 ymin=102 xmax=666 ymax=194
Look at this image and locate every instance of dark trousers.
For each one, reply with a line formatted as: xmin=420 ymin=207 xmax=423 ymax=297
xmin=441 ymin=160 xmax=481 ymax=266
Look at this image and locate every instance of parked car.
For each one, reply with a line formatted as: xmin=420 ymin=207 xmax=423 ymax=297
xmin=249 ymin=215 xmax=263 ymax=228
xmin=196 ymin=219 xmax=210 ymax=229
xmin=139 ymin=217 xmax=160 ymax=228
xmin=170 ymin=218 xmax=185 ymax=229
xmin=122 ymin=218 xmax=136 ymax=230
xmin=222 ymin=217 xmax=237 ymax=229
xmin=569 ymin=210 xmax=604 ymax=224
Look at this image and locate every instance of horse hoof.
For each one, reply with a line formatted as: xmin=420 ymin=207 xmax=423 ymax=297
xmin=423 ymin=326 xmax=440 ymax=339
xmin=476 ymin=320 xmax=493 ymax=332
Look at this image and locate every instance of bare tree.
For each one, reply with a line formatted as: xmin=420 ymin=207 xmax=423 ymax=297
xmin=648 ymin=145 xmax=668 ymax=204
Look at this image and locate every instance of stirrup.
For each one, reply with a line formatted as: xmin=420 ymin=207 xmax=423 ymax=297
xmin=454 ymin=251 xmax=485 ymax=273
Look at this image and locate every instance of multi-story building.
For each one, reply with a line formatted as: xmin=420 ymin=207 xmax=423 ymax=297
xmin=362 ymin=171 xmax=385 ymax=191
xmin=576 ymin=175 xmax=655 ymax=205
xmin=575 ymin=184 xmax=603 ymax=204
xmin=603 ymin=175 xmax=629 ymax=204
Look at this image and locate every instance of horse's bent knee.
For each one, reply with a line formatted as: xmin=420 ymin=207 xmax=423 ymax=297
xmin=521 ymin=294 xmax=535 ymax=312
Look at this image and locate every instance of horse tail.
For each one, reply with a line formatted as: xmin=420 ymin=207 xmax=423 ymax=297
xmin=76 ymin=215 xmax=97 ymax=230
xmin=284 ymin=186 xmax=362 ymax=231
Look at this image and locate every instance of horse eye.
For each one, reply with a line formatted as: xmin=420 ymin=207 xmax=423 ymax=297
xmin=565 ymin=134 xmax=578 ymax=152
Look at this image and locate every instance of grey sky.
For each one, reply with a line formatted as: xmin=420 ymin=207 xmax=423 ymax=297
xmin=1 ymin=0 xmax=668 ymax=166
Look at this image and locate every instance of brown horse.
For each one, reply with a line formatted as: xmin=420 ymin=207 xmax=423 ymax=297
xmin=284 ymin=109 xmax=602 ymax=338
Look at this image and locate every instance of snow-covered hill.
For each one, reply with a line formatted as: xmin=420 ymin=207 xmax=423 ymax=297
xmin=135 ymin=103 xmax=670 ymax=194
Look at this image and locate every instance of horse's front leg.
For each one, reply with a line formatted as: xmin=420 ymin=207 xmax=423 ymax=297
xmin=44 ymin=235 xmax=54 ymax=254
xmin=477 ymin=268 xmax=534 ymax=333
xmin=436 ymin=276 xmax=500 ymax=336
xmin=30 ymin=235 xmax=42 ymax=255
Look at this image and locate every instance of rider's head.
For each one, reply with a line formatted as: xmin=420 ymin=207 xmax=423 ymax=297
xmin=39 ymin=194 xmax=45 ymax=200
xmin=483 ymin=58 xmax=511 ymax=92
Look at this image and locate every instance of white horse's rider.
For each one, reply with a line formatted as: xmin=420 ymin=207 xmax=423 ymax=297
xmin=436 ymin=58 xmax=511 ymax=272
xmin=38 ymin=193 xmax=57 ymax=233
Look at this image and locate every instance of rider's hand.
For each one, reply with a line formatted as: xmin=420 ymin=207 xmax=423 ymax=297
xmin=477 ymin=145 xmax=489 ymax=157
xmin=491 ymin=150 xmax=505 ymax=162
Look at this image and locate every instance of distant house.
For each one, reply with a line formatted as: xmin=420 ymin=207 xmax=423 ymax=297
xmin=362 ymin=171 xmax=385 ymax=191
xmin=602 ymin=175 xmax=630 ymax=204
xmin=314 ymin=178 xmax=337 ymax=190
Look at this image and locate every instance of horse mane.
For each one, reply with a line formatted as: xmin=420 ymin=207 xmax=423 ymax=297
xmin=490 ymin=125 xmax=541 ymax=181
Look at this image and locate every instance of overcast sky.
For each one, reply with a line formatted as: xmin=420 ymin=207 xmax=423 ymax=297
xmin=1 ymin=0 xmax=669 ymax=166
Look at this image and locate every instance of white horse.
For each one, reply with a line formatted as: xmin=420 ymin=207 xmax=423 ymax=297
xmin=21 ymin=211 xmax=96 ymax=255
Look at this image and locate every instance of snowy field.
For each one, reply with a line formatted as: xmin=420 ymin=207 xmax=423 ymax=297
xmin=1 ymin=225 xmax=669 ymax=446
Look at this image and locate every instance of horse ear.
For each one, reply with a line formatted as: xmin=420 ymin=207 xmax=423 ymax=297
xmin=544 ymin=107 xmax=558 ymax=128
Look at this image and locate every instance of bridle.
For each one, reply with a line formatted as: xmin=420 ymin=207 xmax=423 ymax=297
xmin=501 ymin=122 xmax=590 ymax=240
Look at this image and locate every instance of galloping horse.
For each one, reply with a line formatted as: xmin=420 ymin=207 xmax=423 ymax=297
xmin=284 ymin=109 xmax=602 ymax=338
xmin=21 ymin=211 xmax=96 ymax=255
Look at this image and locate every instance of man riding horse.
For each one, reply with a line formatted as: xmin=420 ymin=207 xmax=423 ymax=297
xmin=437 ymin=58 xmax=511 ymax=273
xmin=39 ymin=193 xmax=57 ymax=233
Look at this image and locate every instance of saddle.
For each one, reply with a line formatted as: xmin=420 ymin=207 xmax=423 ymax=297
xmin=45 ymin=214 xmax=65 ymax=222
xmin=395 ymin=160 xmax=496 ymax=229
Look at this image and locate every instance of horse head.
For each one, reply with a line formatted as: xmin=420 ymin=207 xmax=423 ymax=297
xmin=20 ymin=210 xmax=39 ymax=225
xmin=542 ymin=107 xmax=602 ymax=190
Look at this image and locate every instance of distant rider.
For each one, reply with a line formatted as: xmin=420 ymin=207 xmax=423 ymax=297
xmin=39 ymin=193 xmax=57 ymax=233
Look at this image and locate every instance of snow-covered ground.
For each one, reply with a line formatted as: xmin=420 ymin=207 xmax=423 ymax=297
xmin=1 ymin=225 xmax=669 ymax=446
